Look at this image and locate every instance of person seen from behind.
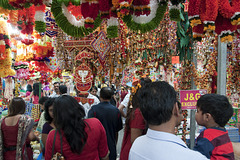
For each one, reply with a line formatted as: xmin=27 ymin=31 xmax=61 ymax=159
xmin=45 ymin=95 xmax=109 ymax=160
xmin=129 ymin=81 xmax=208 ymax=160
xmin=0 ymin=97 xmax=39 ymax=159
xmin=120 ymin=78 xmax=151 ymax=160
xmin=194 ymin=94 xmax=234 ymax=159
xmin=36 ymin=96 xmax=49 ymax=133
xmin=59 ymin=85 xmax=68 ymax=95
xmin=88 ymin=87 xmax=123 ymax=160
xmin=41 ymin=98 xmax=56 ymax=153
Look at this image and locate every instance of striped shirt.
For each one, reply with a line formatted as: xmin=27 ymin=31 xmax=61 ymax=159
xmin=194 ymin=127 xmax=234 ymax=160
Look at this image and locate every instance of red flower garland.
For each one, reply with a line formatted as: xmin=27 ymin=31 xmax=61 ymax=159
xmin=81 ymin=2 xmax=99 ymax=28
xmin=18 ymin=6 xmax=35 ymax=35
xmin=188 ymin=0 xmax=201 ymax=26
xmin=218 ymin=0 xmax=236 ymax=19
xmin=201 ymin=0 xmax=218 ymax=31
xmin=99 ymin=0 xmax=111 ymax=19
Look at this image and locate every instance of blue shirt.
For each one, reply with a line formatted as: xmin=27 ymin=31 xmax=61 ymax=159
xmin=129 ymin=129 xmax=209 ymax=160
xmin=88 ymin=101 xmax=123 ymax=160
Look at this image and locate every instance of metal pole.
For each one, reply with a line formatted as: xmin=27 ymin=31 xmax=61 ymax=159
xmin=217 ymin=36 xmax=227 ymax=95
xmin=189 ymin=45 xmax=197 ymax=149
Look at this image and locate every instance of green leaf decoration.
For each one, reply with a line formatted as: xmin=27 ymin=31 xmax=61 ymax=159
xmin=122 ymin=1 xmax=167 ymax=33
xmin=70 ymin=0 xmax=81 ymax=6
xmin=107 ymin=26 xmax=118 ymax=38
xmin=35 ymin=21 xmax=46 ymax=33
xmin=0 ymin=0 xmax=17 ymax=10
xmin=180 ymin=11 xmax=185 ymax=21
xmin=51 ymin=0 xmax=101 ymax=37
xmin=176 ymin=3 xmax=193 ymax=62
xmin=169 ymin=8 xmax=180 ymax=21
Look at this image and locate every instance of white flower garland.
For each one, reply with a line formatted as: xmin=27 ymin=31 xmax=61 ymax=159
xmin=35 ymin=11 xmax=45 ymax=22
xmin=62 ymin=3 xmax=85 ymax=27
xmin=107 ymin=17 xmax=119 ymax=27
xmin=132 ymin=0 xmax=158 ymax=24
xmin=219 ymin=30 xmax=233 ymax=37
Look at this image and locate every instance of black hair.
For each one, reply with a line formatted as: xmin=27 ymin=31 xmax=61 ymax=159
xmin=125 ymin=78 xmax=152 ymax=131
xmin=138 ymin=81 xmax=177 ymax=125
xmin=53 ymin=82 xmax=60 ymax=85
xmin=100 ymin=87 xmax=114 ymax=100
xmin=8 ymin=97 xmax=26 ymax=116
xmin=197 ymin=94 xmax=233 ymax=127
xmin=38 ymin=96 xmax=48 ymax=105
xmin=59 ymin=85 xmax=67 ymax=94
xmin=53 ymin=95 xmax=87 ymax=154
xmin=26 ymin=84 xmax=32 ymax=92
xmin=33 ymin=83 xmax=40 ymax=96
xmin=90 ymin=86 xmax=97 ymax=92
xmin=44 ymin=98 xmax=55 ymax=123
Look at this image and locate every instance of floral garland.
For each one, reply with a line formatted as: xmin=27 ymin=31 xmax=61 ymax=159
xmin=0 ymin=21 xmax=15 ymax=78
xmin=51 ymin=0 xmax=101 ymax=37
xmin=35 ymin=4 xmax=46 ymax=33
xmin=107 ymin=17 xmax=119 ymax=38
xmin=17 ymin=6 xmax=35 ymax=35
xmin=8 ymin=0 xmax=33 ymax=9
xmin=0 ymin=7 xmax=10 ymax=15
xmin=0 ymin=0 xmax=18 ymax=10
xmin=32 ymin=42 xmax=54 ymax=59
xmin=14 ymin=61 xmax=29 ymax=79
xmin=123 ymin=0 xmax=167 ymax=33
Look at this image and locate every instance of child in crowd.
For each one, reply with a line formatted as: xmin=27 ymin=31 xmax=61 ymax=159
xmin=194 ymin=94 xmax=234 ymax=160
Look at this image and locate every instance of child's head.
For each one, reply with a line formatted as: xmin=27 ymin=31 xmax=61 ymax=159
xmin=196 ymin=94 xmax=233 ymax=127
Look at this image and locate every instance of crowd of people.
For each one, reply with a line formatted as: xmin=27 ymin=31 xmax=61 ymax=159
xmin=0 ymin=78 xmax=237 ymax=160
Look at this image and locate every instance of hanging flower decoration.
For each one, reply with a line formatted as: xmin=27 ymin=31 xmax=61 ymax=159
xmin=0 ymin=0 xmax=18 ymax=10
xmin=188 ymin=0 xmax=201 ymax=27
xmin=0 ymin=20 xmax=15 ymax=78
xmin=17 ymin=5 xmax=35 ymax=35
xmin=189 ymin=0 xmax=240 ymax=42
xmin=107 ymin=17 xmax=119 ymax=38
xmin=35 ymin=4 xmax=46 ymax=33
xmin=8 ymin=10 xmax=18 ymax=26
xmin=122 ymin=0 xmax=168 ymax=33
xmin=32 ymin=42 xmax=54 ymax=59
xmin=14 ymin=61 xmax=29 ymax=79
xmin=0 ymin=6 xmax=10 ymax=15
xmin=51 ymin=0 xmax=102 ymax=37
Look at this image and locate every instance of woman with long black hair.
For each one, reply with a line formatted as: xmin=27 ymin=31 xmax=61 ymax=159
xmin=45 ymin=95 xmax=109 ymax=160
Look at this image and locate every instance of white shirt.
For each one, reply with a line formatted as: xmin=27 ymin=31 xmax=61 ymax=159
xmin=129 ymin=129 xmax=209 ymax=160
xmin=121 ymin=93 xmax=130 ymax=107
xmin=49 ymin=91 xmax=60 ymax=98
xmin=79 ymin=93 xmax=100 ymax=116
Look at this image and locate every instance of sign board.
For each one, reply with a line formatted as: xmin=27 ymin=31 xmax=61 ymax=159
xmin=180 ymin=90 xmax=207 ymax=110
